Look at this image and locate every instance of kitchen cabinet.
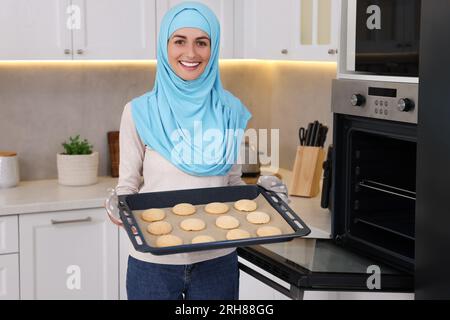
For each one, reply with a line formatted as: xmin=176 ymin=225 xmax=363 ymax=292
xmin=72 ymin=0 xmax=157 ymax=59
xmin=156 ymin=0 xmax=235 ymax=58
xmin=0 ymin=0 xmax=156 ymax=60
xmin=0 ymin=215 xmax=19 ymax=255
xmin=0 ymin=254 xmax=20 ymax=300
xmin=238 ymin=257 xmax=291 ymax=300
xmin=0 ymin=0 xmax=71 ymax=60
xmin=19 ymin=208 xmax=119 ymax=300
xmin=119 ymin=227 xmax=129 ymax=300
xmin=235 ymin=0 xmax=340 ymax=61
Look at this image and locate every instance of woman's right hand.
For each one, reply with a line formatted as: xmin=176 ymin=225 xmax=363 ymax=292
xmin=105 ymin=188 xmax=124 ymax=227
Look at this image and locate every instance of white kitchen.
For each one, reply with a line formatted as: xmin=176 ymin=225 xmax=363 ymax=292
xmin=0 ymin=0 xmax=447 ymax=302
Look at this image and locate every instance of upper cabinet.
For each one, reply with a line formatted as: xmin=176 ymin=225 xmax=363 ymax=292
xmin=72 ymin=0 xmax=157 ymax=59
xmin=235 ymin=0 xmax=341 ymax=61
xmin=156 ymin=0 xmax=235 ymax=58
xmin=0 ymin=0 xmax=72 ymax=60
xmin=0 ymin=0 xmax=156 ymax=60
xmin=0 ymin=0 xmax=339 ymax=61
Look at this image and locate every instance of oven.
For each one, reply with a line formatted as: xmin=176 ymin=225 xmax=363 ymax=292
xmin=331 ymin=79 xmax=418 ymax=273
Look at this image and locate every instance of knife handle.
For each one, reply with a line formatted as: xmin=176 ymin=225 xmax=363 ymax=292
xmin=305 ymin=123 xmax=313 ymax=146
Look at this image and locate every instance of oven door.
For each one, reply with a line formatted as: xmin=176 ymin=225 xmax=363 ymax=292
xmin=332 ymin=114 xmax=416 ymax=273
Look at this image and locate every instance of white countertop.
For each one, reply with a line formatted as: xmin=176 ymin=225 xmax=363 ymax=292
xmin=0 ymin=177 xmax=118 ymax=215
xmin=0 ymin=170 xmax=331 ymax=238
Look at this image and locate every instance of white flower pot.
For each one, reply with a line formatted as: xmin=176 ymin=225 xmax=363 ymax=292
xmin=57 ymin=151 xmax=99 ymax=186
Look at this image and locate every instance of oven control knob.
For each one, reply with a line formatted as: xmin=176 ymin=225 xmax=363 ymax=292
xmin=351 ymin=94 xmax=365 ymax=107
xmin=398 ymin=98 xmax=414 ymax=112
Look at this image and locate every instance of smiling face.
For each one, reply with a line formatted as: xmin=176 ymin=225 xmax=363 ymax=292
xmin=167 ymin=28 xmax=211 ymax=81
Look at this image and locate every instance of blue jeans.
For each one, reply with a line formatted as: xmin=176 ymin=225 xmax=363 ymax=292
xmin=126 ymin=251 xmax=240 ymax=300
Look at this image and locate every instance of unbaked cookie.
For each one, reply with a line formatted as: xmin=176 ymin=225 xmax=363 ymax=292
xmin=205 ymin=202 xmax=229 ymax=214
xmin=147 ymin=221 xmax=172 ymax=235
xmin=246 ymin=211 xmax=271 ymax=224
xmin=215 ymin=215 xmax=240 ymax=230
xmin=226 ymin=229 xmax=251 ymax=240
xmin=191 ymin=235 xmax=216 ymax=244
xmin=180 ymin=218 xmax=206 ymax=231
xmin=234 ymin=199 xmax=257 ymax=212
xmin=141 ymin=208 xmax=166 ymax=222
xmin=256 ymin=226 xmax=282 ymax=237
xmin=156 ymin=234 xmax=183 ymax=247
xmin=172 ymin=203 xmax=196 ymax=216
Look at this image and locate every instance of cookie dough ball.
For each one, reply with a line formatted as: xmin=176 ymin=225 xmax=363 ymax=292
xmin=256 ymin=226 xmax=282 ymax=237
xmin=156 ymin=234 xmax=183 ymax=247
xmin=234 ymin=199 xmax=257 ymax=212
xmin=215 ymin=215 xmax=240 ymax=230
xmin=172 ymin=203 xmax=196 ymax=216
xmin=191 ymin=235 xmax=216 ymax=244
xmin=147 ymin=221 xmax=172 ymax=235
xmin=246 ymin=211 xmax=271 ymax=224
xmin=226 ymin=229 xmax=251 ymax=240
xmin=180 ymin=218 xmax=206 ymax=231
xmin=141 ymin=208 xmax=166 ymax=222
xmin=205 ymin=202 xmax=229 ymax=214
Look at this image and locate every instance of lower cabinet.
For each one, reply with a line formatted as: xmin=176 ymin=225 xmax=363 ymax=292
xmin=19 ymin=208 xmax=119 ymax=300
xmin=0 ymin=254 xmax=20 ymax=300
xmin=119 ymin=227 xmax=129 ymax=300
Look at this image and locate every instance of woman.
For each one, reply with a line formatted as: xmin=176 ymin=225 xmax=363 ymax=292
xmin=113 ymin=2 xmax=252 ymax=300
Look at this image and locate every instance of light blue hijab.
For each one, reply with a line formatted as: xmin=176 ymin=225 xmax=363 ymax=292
xmin=131 ymin=2 xmax=251 ymax=176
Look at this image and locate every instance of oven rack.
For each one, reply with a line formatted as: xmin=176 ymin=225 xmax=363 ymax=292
xmin=358 ymin=180 xmax=416 ymax=201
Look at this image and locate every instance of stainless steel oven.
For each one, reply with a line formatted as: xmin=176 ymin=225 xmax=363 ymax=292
xmin=331 ymin=79 xmax=418 ymax=273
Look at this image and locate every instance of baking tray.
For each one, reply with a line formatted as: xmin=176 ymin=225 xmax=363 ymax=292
xmin=118 ymin=185 xmax=311 ymax=255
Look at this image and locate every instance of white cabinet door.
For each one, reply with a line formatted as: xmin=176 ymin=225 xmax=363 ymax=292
xmin=72 ymin=0 xmax=157 ymax=59
xmin=19 ymin=208 xmax=119 ymax=300
xmin=0 ymin=254 xmax=20 ymax=300
xmin=290 ymin=0 xmax=341 ymax=61
xmin=236 ymin=0 xmax=340 ymax=61
xmin=156 ymin=0 xmax=234 ymax=58
xmin=0 ymin=0 xmax=72 ymax=60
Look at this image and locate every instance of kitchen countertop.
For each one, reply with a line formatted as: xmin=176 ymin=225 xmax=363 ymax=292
xmin=0 ymin=169 xmax=331 ymax=238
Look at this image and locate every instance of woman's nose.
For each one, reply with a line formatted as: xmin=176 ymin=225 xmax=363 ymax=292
xmin=185 ymin=43 xmax=197 ymax=58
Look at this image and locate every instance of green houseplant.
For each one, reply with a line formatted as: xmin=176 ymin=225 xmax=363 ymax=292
xmin=57 ymin=135 xmax=99 ymax=186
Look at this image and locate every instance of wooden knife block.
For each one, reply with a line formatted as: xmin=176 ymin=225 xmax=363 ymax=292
xmin=290 ymin=146 xmax=326 ymax=198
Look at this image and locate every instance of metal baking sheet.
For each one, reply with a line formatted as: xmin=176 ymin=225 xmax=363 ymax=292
xmin=118 ymin=185 xmax=311 ymax=255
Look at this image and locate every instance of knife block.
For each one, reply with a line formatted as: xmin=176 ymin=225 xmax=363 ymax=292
xmin=289 ymin=146 xmax=326 ymax=198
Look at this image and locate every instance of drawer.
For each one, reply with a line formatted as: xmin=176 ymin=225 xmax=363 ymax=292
xmin=0 ymin=215 xmax=19 ymax=254
xmin=0 ymin=254 xmax=20 ymax=300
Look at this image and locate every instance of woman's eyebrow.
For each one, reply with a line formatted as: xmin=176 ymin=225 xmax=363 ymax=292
xmin=171 ymin=34 xmax=210 ymax=41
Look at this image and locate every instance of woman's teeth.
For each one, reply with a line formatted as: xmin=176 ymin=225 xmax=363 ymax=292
xmin=180 ymin=61 xmax=200 ymax=67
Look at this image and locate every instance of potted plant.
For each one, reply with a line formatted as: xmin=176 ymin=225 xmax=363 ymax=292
xmin=57 ymin=135 xmax=99 ymax=186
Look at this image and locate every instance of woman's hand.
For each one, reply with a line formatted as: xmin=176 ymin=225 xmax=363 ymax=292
xmin=105 ymin=188 xmax=124 ymax=227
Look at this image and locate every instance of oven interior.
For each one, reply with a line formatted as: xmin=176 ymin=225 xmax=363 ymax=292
xmin=349 ymin=131 xmax=416 ymax=260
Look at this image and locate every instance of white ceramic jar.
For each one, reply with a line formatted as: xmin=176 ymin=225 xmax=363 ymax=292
xmin=0 ymin=151 xmax=20 ymax=188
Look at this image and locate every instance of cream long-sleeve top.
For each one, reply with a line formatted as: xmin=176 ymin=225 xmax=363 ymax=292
xmin=115 ymin=102 xmax=246 ymax=265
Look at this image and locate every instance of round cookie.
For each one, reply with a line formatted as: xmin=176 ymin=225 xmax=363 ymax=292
xmin=191 ymin=235 xmax=216 ymax=244
xmin=172 ymin=203 xmax=196 ymax=216
xmin=256 ymin=226 xmax=282 ymax=237
xmin=156 ymin=234 xmax=183 ymax=247
xmin=234 ymin=199 xmax=258 ymax=212
xmin=215 ymin=215 xmax=240 ymax=230
xmin=141 ymin=208 xmax=166 ymax=222
xmin=246 ymin=211 xmax=271 ymax=224
xmin=180 ymin=218 xmax=206 ymax=231
xmin=205 ymin=202 xmax=229 ymax=214
xmin=147 ymin=221 xmax=172 ymax=235
xmin=226 ymin=229 xmax=251 ymax=240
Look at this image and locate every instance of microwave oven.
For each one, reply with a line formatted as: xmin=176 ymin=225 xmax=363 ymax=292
xmin=346 ymin=0 xmax=421 ymax=78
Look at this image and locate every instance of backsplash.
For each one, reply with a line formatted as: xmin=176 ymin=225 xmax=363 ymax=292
xmin=0 ymin=61 xmax=336 ymax=181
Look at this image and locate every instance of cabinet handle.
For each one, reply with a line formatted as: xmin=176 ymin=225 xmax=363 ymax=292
xmin=64 ymin=49 xmax=71 ymax=55
xmin=328 ymin=48 xmax=338 ymax=55
xmin=76 ymin=49 xmax=84 ymax=55
xmin=51 ymin=217 xmax=92 ymax=225
xmin=281 ymin=49 xmax=288 ymax=55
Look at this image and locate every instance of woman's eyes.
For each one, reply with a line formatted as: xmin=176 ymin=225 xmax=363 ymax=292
xmin=173 ymin=39 xmax=209 ymax=47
